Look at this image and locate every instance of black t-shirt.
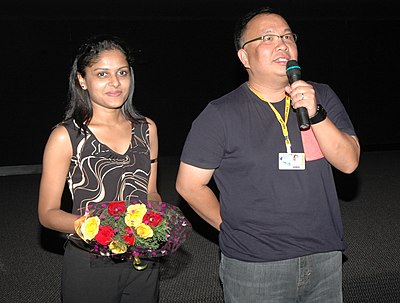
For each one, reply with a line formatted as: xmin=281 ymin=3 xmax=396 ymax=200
xmin=181 ymin=82 xmax=356 ymax=262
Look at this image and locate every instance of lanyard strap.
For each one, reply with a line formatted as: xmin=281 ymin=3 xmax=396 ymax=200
xmin=248 ymin=85 xmax=292 ymax=153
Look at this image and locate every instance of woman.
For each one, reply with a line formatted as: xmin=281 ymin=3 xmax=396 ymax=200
xmin=38 ymin=35 xmax=161 ymax=303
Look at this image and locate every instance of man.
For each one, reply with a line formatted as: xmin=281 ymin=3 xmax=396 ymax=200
xmin=176 ymin=7 xmax=360 ymax=303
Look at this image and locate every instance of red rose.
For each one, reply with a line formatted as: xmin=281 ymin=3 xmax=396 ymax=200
xmin=107 ymin=201 xmax=126 ymax=216
xmin=143 ymin=211 xmax=163 ymax=227
xmin=94 ymin=225 xmax=114 ymax=245
xmin=123 ymin=227 xmax=135 ymax=245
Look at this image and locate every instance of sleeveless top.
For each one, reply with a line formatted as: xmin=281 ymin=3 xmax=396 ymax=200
xmin=63 ymin=119 xmax=150 ymax=216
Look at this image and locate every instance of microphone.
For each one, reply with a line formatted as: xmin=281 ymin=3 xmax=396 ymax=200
xmin=286 ymin=60 xmax=310 ymax=130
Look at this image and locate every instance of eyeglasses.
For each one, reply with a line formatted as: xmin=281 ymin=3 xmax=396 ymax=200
xmin=241 ymin=33 xmax=298 ymax=49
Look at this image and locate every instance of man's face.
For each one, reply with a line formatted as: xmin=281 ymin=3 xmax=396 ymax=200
xmin=238 ymin=13 xmax=298 ymax=82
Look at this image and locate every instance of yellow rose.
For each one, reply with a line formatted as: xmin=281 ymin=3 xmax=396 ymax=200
xmin=108 ymin=240 xmax=127 ymax=254
xmin=136 ymin=223 xmax=154 ymax=239
xmin=125 ymin=203 xmax=147 ymax=228
xmin=80 ymin=216 xmax=100 ymax=241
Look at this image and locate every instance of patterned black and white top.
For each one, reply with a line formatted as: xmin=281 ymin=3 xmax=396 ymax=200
xmin=63 ymin=119 xmax=150 ymax=216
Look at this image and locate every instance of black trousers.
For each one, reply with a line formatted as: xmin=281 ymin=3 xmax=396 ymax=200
xmin=61 ymin=242 xmax=160 ymax=303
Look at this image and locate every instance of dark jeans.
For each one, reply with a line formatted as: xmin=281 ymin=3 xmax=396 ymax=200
xmin=219 ymin=251 xmax=342 ymax=303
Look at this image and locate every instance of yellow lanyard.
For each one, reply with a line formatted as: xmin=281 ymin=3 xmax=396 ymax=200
xmin=248 ymin=85 xmax=292 ymax=153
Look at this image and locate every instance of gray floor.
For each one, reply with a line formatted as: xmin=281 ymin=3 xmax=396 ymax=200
xmin=0 ymin=151 xmax=399 ymax=302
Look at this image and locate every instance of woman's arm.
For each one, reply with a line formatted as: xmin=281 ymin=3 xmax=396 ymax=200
xmin=38 ymin=126 xmax=78 ymax=234
xmin=146 ymin=118 xmax=162 ymax=202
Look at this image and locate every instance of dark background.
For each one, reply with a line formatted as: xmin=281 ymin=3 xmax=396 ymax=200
xmin=1 ymin=0 xmax=399 ymax=166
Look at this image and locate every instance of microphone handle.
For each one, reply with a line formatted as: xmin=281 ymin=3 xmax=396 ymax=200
xmin=296 ymin=106 xmax=310 ymax=130
xmin=287 ymin=71 xmax=310 ymax=130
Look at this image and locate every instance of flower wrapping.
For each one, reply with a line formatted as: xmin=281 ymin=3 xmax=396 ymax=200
xmin=70 ymin=200 xmax=191 ymax=260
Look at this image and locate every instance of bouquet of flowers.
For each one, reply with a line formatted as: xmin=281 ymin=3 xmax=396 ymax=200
xmin=70 ymin=200 xmax=191 ymax=270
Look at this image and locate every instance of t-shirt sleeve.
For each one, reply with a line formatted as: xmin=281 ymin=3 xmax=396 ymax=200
xmin=180 ymin=102 xmax=225 ymax=169
xmin=314 ymin=82 xmax=357 ymax=137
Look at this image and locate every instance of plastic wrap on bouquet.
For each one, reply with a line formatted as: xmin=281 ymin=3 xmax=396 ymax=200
xmin=133 ymin=200 xmax=192 ymax=258
xmin=69 ymin=200 xmax=192 ymax=269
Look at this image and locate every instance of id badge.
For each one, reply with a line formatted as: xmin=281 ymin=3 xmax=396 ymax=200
xmin=278 ymin=153 xmax=305 ymax=170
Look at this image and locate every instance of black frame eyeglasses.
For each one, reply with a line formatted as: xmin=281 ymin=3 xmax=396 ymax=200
xmin=241 ymin=33 xmax=298 ymax=49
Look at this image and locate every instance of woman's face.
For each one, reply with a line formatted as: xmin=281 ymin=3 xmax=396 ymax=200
xmin=78 ymin=49 xmax=131 ymax=111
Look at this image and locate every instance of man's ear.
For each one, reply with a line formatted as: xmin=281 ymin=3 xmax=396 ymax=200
xmin=237 ymin=49 xmax=250 ymax=69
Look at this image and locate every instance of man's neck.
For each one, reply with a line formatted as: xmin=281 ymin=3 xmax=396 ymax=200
xmin=247 ymin=80 xmax=288 ymax=103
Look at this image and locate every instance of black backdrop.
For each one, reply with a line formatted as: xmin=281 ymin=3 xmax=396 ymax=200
xmin=1 ymin=0 xmax=399 ymax=166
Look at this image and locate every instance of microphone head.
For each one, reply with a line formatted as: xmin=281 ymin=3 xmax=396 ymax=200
xmin=286 ymin=60 xmax=301 ymax=84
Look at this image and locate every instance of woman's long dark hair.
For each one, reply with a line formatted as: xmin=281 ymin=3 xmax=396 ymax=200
xmin=63 ymin=34 xmax=146 ymax=133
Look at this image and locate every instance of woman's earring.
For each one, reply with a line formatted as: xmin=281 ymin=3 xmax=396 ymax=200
xmin=81 ymin=85 xmax=86 ymax=89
